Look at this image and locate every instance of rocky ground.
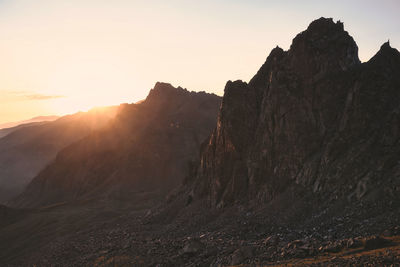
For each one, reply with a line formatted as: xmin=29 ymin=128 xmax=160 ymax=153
xmin=1 ymin=189 xmax=399 ymax=266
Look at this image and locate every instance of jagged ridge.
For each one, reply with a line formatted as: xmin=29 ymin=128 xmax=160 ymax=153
xmin=189 ymin=17 xmax=400 ymax=207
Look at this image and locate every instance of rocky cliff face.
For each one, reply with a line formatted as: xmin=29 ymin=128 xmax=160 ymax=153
xmin=14 ymin=83 xmax=220 ymax=208
xmin=190 ymin=18 xmax=400 ymax=207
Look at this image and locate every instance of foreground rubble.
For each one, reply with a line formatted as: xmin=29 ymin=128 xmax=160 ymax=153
xmin=2 ymin=195 xmax=398 ymax=266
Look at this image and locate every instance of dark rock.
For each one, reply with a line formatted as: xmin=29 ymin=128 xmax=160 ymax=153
xmin=230 ymin=246 xmax=254 ymax=265
xmin=182 ymin=239 xmax=205 ymax=255
xmin=382 ymin=229 xmax=392 ymax=237
xmin=363 ymin=236 xmax=391 ymax=250
xmin=263 ymin=235 xmax=279 ymax=246
xmin=189 ymin=15 xmax=400 ymax=213
xmin=346 ymin=238 xmax=363 ymax=248
xmin=287 ymin=239 xmax=304 ymax=249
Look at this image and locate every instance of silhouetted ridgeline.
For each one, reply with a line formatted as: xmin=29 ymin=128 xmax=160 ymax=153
xmin=13 ymin=83 xmax=221 ymax=208
xmin=187 ymin=18 xmax=400 ymax=207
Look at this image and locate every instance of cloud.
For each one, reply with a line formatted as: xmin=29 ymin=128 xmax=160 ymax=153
xmin=24 ymin=94 xmax=65 ymax=100
xmin=0 ymin=90 xmax=65 ymax=102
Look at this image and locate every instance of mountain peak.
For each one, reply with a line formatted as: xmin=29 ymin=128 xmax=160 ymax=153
xmin=381 ymin=40 xmax=391 ymax=49
xmin=153 ymin=82 xmax=177 ymax=90
xmin=268 ymin=45 xmax=285 ymax=59
xmin=306 ymin=17 xmax=343 ymax=35
xmin=289 ymin=17 xmax=360 ymax=73
xmin=250 ymin=18 xmax=359 ymax=91
xmin=145 ymin=82 xmax=188 ymax=102
xmin=377 ymin=40 xmax=399 ymax=57
xmin=151 ymin=82 xmax=186 ymax=94
xmin=369 ymin=41 xmax=400 ymax=66
xmin=291 ymin=17 xmax=346 ymax=47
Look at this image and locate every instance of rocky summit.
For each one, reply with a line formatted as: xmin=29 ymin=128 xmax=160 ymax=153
xmin=0 ymin=18 xmax=399 ymax=266
xmin=189 ymin=17 xmax=400 ymax=209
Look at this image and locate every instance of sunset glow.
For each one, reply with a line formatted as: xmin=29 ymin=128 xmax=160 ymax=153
xmin=0 ymin=0 xmax=399 ymax=124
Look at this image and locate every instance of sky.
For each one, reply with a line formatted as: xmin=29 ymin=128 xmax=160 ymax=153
xmin=0 ymin=0 xmax=399 ymax=124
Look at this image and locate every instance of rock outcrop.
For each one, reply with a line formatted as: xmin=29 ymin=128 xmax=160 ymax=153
xmin=190 ymin=18 xmax=400 ymax=207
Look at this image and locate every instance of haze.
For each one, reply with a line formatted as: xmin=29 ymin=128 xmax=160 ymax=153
xmin=0 ymin=0 xmax=399 ymax=124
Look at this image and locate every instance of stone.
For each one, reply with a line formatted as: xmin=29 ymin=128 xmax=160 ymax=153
xmin=363 ymin=236 xmax=391 ymax=250
xmin=230 ymin=246 xmax=254 ymax=265
xmin=346 ymin=238 xmax=363 ymax=248
xmin=182 ymin=239 xmax=205 ymax=255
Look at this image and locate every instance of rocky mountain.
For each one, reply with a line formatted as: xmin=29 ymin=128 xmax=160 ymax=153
xmin=13 ymin=83 xmax=220 ymax=208
xmin=188 ymin=17 xmax=400 ymax=208
xmin=0 ymin=108 xmax=116 ymax=203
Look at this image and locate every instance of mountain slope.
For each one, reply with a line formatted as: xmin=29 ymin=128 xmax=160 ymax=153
xmin=0 ymin=121 xmax=53 ymax=139
xmin=14 ymin=83 xmax=221 ymax=208
xmin=189 ymin=17 xmax=400 ymax=208
xmin=0 ymin=108 xmax=116 ymax=203
xmin=0 ymin=115 xmax=59 ymax=131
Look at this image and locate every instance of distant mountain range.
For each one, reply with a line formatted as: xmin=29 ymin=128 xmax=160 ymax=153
xmin=0 ymin=108 xmax=117 ymax=203
xmin=0 ymin=115 xmax=59 ymax=131
xmin=0 ymin=121 xmax=48 ymax=139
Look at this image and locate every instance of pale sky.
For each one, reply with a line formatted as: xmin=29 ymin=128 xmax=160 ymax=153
xmin=0 ymin=0 xmax=399 ymax=124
